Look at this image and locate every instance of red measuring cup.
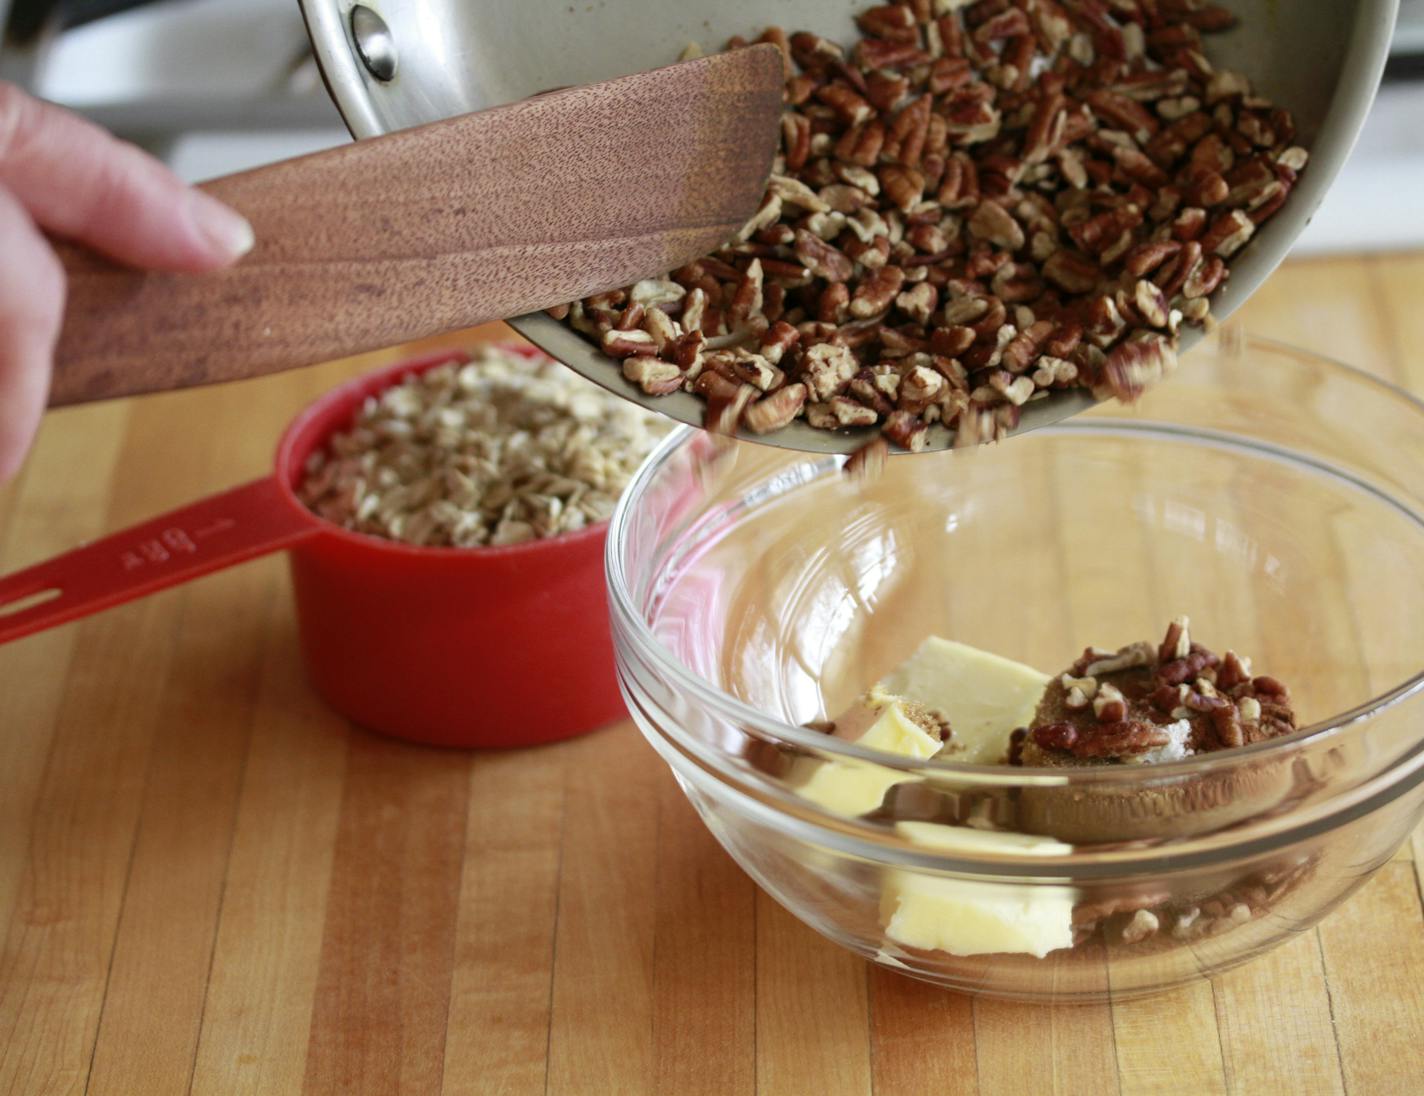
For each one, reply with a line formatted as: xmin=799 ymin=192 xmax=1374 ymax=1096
xmin=0 ymin=346 xmax=624 ymax=748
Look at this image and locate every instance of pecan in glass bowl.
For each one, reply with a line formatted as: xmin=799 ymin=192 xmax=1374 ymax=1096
xmin=606 ymin=331 xmax=1424 ymax=1001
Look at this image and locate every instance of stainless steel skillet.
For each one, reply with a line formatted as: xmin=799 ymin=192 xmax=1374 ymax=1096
xmin=299 ymin=0 xmax=1398 ymax=453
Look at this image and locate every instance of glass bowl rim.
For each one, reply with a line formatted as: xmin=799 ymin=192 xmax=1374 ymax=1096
xmin=606 ymin=333 xmax=1424 ymax=787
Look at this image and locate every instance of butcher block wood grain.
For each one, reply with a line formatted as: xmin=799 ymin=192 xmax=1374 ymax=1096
xmin=3 ymin=254 xmax=1424 ymax=1095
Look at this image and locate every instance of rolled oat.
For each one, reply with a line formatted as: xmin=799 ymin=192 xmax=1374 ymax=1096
xmin=298 ymin=345 xmax=667 ymax=548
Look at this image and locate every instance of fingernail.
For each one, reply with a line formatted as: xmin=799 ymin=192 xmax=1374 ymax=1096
xmin=187 ymin=189 xmax=255 ymax=261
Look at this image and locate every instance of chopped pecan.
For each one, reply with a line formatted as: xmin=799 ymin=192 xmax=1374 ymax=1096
xmin=725 ymin=349 xmax=783 ymax=391
xmin=1182 ymin=255 xmax=1226 ymax=299
xmin=794 ymin=229 xmax=854 ymax=282
xmin=702 ymin=381 xmax=757 ymax=435
xmin=1201 ymin=210 xmax=1256 ymax=258
xmin=818 ymin=282 xmax=851 ymax=324
xmin=620 ymin=356 xmax=683 ymax=396
xmin=743 ymin=383 xmax=809 ymax=434
xmin=1098 ymin=335 xmax=1176 ymax=402
xmin=556 ymin=1 xmax=1305 ymax=441
xmin=879 ymin=164 xmax=926 ymax=212
xmin=892 ymin=281 xmax=935 ymax=328
xmin=601 ymin=328 xmax=658 ymax=358
xmin=835 ymin=118 xmax=886 ymax=166
xmin=1216 ymin=650 xmax=1252 ymax=691
xmin=758 ymin=321 xmax=801 ymax=366
xmin=843 ymin=435 xmax=890 ymax=478
xmin=830 ymin=395 xmax=879 ymax=426
xmin=800 ymin=342 xmax=858 ymax=400
xmin=850 ymin=265 xmax=906 ymax=318
xmin=1043 ymin=249 xmax=1100 ymax=294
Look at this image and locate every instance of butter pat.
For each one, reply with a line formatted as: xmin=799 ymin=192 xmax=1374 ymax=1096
xmin=882 ymin=821 xmax=1076 ymax=958
xmin=875 ymin=636 xmax=1050 ymax=764
xmin=794 ymin=702 xmax=942 ymax=817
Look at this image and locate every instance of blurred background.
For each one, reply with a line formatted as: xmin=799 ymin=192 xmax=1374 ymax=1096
xmin=0 ymin=0 xmax=1420 ymax=254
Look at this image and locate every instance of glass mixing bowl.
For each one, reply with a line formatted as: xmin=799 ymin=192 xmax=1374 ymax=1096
xmin=607 ymin=332 xmax=1424 ymax=1002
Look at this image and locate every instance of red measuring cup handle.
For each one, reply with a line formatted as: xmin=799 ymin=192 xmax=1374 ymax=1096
xmin=0 ymin=477 xmax=316 ymax=645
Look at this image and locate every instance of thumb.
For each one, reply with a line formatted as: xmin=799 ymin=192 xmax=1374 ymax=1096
xmin=0 ymin=182 xmax=64 ymax=482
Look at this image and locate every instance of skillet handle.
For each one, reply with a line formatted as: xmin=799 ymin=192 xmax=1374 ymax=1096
xmin=0 ymin=477 xmax=316 ymax=645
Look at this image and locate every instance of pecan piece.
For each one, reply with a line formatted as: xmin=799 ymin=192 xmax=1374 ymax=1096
xmin=830 ymin=395 xmax=879 ymax=426
xmin=1043 ymin=249 xmax=1100 ymax=294
xmin=890 ymin=95 xmax=934 ymax=170
xmin=850 ymin=266 xmax=906 ymax=318
xmin=742 ymin=383 xmax=808 ymax=434
xmin=758 ymin=321 xmax=800 ymax=366
xmin=816 ymin=82 xmax=875 ymax=127
xmin=1133 ymin=279 xmax=1171 ymax=328
xmin=1098 ymin=335 xmax=1176 ymax=402
xmin=621 ymin=356 xmax=682 ymax=396
xmin=1031 ymin=720 xmax=1170 ymax=758
xmin=725 ymin=348 xmax=783 ymax=392
xmin=1000 ymin=319 xmax=1055 ymax=373
xmin=817 ymin=282 xmax=850 ymax=324
xmin=883 ymin=409 xmax=929 ymax=452
xmin=895 ymin=282 xmax=939 ymax=325
xmin=1124 ymin=239 xmax=1181 ymax=278
xmin=794 ymin=229 xmax=854 ymax=282
xmin=702 ymin=381 xmax=757 ymax=435
xmin=601 ymin=328 xmax=658 ymax=358
xmin=835 ymin=119 xmax=886 ymax=166
xmin=879 ymin=164 xmax=926 ymax=212
xmin=866 ymin=69 xmax=911 ymax=111
xmin=853 ymin=38 xmax=929 ymax=70
xmin=788 ymin=31 xmax=844 ymax=72
xmin=843 ymin=436 xmax=890 ymax=478
xmin=1201 ymin=210 xmax=1256 ymax=258
xmin=767 ymin=173 xmax=829 ymax=214
xmin=1181 ymin=254 xmax=1225 ymax=300
xmin=968 ymin=200 xmax=1025 ymax=251
xmin=800 ymin=342 xmax=858 ymax=400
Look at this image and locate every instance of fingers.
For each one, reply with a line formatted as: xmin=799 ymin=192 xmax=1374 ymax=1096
xmin=0 ymin=182 xmax=65 ymax=482
xmin=0 ymin=82 xmax=252 ymax=274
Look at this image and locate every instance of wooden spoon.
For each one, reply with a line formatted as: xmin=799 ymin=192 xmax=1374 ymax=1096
xmin=49 ymin=45 xmax=784 ymax=406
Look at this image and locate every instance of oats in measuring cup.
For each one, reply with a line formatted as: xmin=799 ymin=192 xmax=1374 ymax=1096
xmin=299 ymin=344 xmax=668 ymax=547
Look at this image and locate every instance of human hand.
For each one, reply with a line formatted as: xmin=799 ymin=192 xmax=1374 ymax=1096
xmin=0 ymin=82 xmax=254 ymax=482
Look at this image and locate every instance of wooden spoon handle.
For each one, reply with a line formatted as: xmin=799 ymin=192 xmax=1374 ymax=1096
xmin=49 ymin=46 xmax=783 ymax=406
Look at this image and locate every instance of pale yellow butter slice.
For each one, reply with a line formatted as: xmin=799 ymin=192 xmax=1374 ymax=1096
xmin=794 ymin=635 xmax=1050 ymax=816
xmin=875 ymin=636 xmax=1050 ymax=764
xmin=793 ymin=702 xmax=941 ymax=817
xmin=882 ymin=821 xmax=1076 ymax=959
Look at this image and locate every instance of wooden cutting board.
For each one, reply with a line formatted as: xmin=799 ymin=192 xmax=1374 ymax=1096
xmin=1 ymin=255 xmax=1422 ymax=1095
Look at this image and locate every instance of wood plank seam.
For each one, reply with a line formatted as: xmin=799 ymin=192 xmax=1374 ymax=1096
xmin=1312 ymin=929 xmax=1350 ymax=1096
xmin=1209 ymin=980 xmax=1232 ymax=1094
xmin=650 ymin=789 xmax=662 ymax=1088
xmin=1414 ymin=842 xmax=1424 ymax=917
xmin=862 ymin=967 xmax=874 ymax=1095
xmin=181 ymin=585 xmax=276 ymax=1096
xmin=436 ymin=773 xmax=470 ymax=1096
xmin=542 ymin=777 xmax=570 ymax=1096
xmin=969 ymin=997 xmax=983 ymax=1095
xmin=1101 ymin=996 xmax=1126 ymax=1096
xmin=79 ymin=598 xmax=187 ymax=1096
xmin=752 ymin=890 xmax=759 ymax=1096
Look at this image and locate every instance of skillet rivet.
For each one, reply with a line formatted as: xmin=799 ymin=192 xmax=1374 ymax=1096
xmin=350 ymin=5 xmax=397 ymax=82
